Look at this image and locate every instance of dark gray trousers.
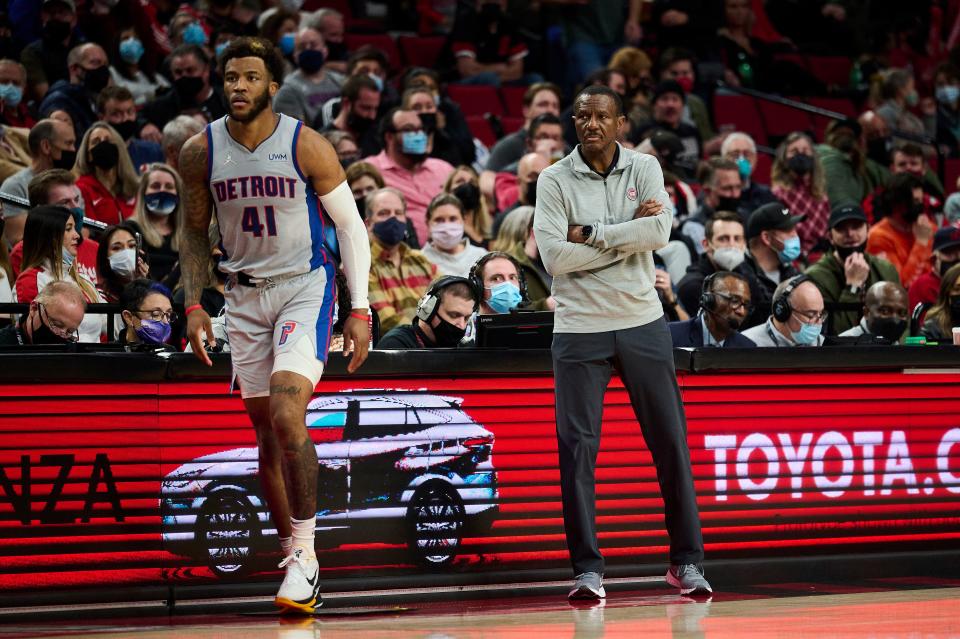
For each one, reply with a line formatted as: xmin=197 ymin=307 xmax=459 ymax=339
xmin=552 ymin=316 xmax=704 ymax=575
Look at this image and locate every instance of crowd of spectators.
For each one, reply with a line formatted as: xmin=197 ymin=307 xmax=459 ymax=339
xmin=1 ymin=0 xmax=960 ymax=353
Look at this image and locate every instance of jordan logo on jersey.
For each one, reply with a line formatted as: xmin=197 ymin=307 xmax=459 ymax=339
xmin=211 ymin=176 xmax=298 ymax=202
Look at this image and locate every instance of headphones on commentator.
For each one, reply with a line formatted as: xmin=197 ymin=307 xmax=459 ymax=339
xmin=415 ymin=276 xmax=480 ymax=323
xmin=700 ymin=270 xmax=751 ymax=313
xmin=468 ymin=251 xmax=529 ymax=302
xmin=771 ymin=274 xmax=810 ymax=323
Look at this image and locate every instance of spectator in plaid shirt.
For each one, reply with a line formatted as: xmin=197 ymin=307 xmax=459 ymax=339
xmin=771 ymin=132 xmax=830 ymax=259
xmin=365 ymin=187 xmax=438 ymax=333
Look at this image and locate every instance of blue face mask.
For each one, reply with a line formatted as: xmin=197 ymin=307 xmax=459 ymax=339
xmin=62 ymin=246 xmax=75 ymax=268
xmin=0 ymin=83 xmax=23 ymax=108
xmin=279 ymin=33 xmax=296 ymax=56
xmin=182 ymin=22 xmax=207 ymax=46
xmin=372 ymin=216 xmax=407 ymax=246
xmin=119 ymin=37 xmax=145 ymax=64
xmin=368 ymin=73 xmax=384 ymax=92
xmin=735 ymin=155 xmax=752 ymax=180
xmin=215 ymin=40 xmax=231 ymax=59
xmin=790 ymin=320 xmax=821 ymax=345
xmin=135 ymin=318 xmax=172 ymax=344
xmin=777 ymin=235 xmax=801 ymax=263
xmin=401 ymin=130 xmax=428 ymax=156
xmin=144 ymin=191 xmax=179 ymax=215
xmin=936 ymin=85 xmax=960 ymax=106
xmin=486 ymin=282 xmax=522 ymax=314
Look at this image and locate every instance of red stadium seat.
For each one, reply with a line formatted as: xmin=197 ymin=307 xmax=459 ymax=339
xmin=303 ymin=0 xmax=351 ymax=14
xmin=500 ymin=116 xmax=524 ymax=134
xmin=754 ymin=152 xmax=773 ymax=186
xmin=808 ymin=97 xmax=858 ymax=142
xmin=758 ymin=100 xmax=814 ymax=139
xmin=447 ymin=85 xmax=504 ymax=117
xmin=946 ymin=159 xmax=960 ymax=193
xmin=713 ymin=94 xmax=767 ymax=145
xmin=397 ymin=35 xmax=445 ymax=69
xmin=806 ymin=56 xmax=853 ymax=89
xmin=466 ymin=115 xmax=497 ymax=147
xmin=344 ymin=34 xmax=401 ymax=70
xmin=500 ymin=86 xmax=527 ymax=118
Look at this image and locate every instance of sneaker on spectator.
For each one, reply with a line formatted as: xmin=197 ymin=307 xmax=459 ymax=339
xmin=568 ymin=571 xmax=605 ymax=599
xmin=275 ymin=546 xmax=323 ymax=614
xmin=665 ymin=564 xmax=713 ymax=595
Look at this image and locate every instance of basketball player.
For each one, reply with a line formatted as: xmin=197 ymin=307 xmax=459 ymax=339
xmin=180 ymin=38 xmax=371 ymax=614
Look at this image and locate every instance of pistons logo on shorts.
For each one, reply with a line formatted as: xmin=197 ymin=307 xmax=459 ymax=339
xmin=278 ymin=321 xmax=297 ymax=346
xmin=626 ymin=187 xmax=638 ymax=201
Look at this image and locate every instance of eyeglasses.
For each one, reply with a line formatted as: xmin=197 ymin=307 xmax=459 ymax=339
xmin=792 ymin=309 xmax=828 ymax=324
xmin=713 ymin=292 xmax=754 ymax=314
xmin=138 ymin=309 xmax=177 ymax=323
xmin=39 ymin=303 xmax=80 ymax=342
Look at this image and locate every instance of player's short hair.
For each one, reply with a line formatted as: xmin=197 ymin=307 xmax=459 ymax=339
xmin=218 ymin=37 xmax=286 ymax=86
xmin=574 ymin=85 xmax=623 ymax=116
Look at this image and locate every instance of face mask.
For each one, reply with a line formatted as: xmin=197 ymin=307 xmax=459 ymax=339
xmin=486 ymin=282 xmax=522 ymax=314
xmin=90 ymin=140 xmax=119 ymax=169
xmin=279 ymin=33 xmax=296 ymax=57
xmin=902 ymin=201 xmax=923 ymax=224
xmin=949 ymin=295 xmax=960 ymax=325
xmin=452 ymin=182 xmax=480 ymax=210
xmin=53 ymin=148 xmax=76 ymax=170
xmin=735 ymin=155 xmax=752 ymax=179
xmin=43 ymin=19 xmax=72 ymax=43
xmin=715 ymin=195 xmax=740 ymax=212
xmin=62 ymin=246 xmax=75 ymax=269
xmin=905 ymin=91 xmax=919 ymax=107
xmin=524 ymin=177 xmax=538 ymax=206
xmin=346 ymin=112 xmax=375 ymax=135
xmin=144 ymin=191 xmax=179 ymax=215
xmin=339 ymin=154 xmax=359 ymax=169
xmin=834 ymin=241 xmax=866 ymax=262
xmin=119 ymin=37 xmax=144 ymax=65
xmin=401 ymin=130 xmax=428 ymax=156
xmin=83 ymin=65 xmax=111 ymax=93
xmin=174 ymin=76 xmax=205 ymax=103
xmin=936 ymin=85 xmax=960 ymax=105
xmin=368 ymin=73 xmax=384 ymax=92
xmin=0 ymin=83 xmax=23 ymax=108
xmin=135 ymin=318 xmax=172 ymax=344
xmin=113 ymin=119 xmax=138 ymax=141
xmin=109 ymin=247 xmax=137 ymax=278
xmin=182 ymin=22 xmax=207 ymax=46
xmin=30 ymin=315 xmax=70 ymax=345
xmin=712 ymin=246 xmax=745 ymax=270
xmin=786 ymin=153 xmax=813 ymax=176
xmin=790 ymin=320 xmax=821 ymax=345
xmin=869 ymin=316 xmax=907 ymax=342
xmin=215 ymin=41 xmax=231 ymax=59
xmin=431 ymin=316 xmax=466 ymax=347
xmin=940 ymin=259 xmax=959 ymax=278
xmin=777 ymin=235 xmax=801 ymax=263
xmin=418 ymin=112 xmax=437 ymax=133
xmin=675 ymin=76 xmax=694 ymax=93
xmin=372 ymin=216 xmax=407 ymax=246
xmin=430 ymin=221 xmax=464 ymax=250
xmin=866 ymin=137 xmax=890 ymax=165
xmin=298 ymin=49 xmax=325 ymax=74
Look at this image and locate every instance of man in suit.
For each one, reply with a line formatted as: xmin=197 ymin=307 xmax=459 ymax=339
xmin=669 ymin=271 xmax=756 ymax=347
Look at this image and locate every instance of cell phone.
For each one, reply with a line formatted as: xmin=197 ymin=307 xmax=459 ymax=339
xmin=134 ymin=231 xmax=142 ymax=257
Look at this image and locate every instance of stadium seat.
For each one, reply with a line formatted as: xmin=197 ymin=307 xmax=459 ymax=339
xmin=500 ymin=116 xmax=524 ymax=134
xmin=447 ymin=85 xmax=504 ymax=117
xmin=808 ymin=97 xmax=858 ymax=142
xmin=754 ymin=152 xmax=773 ymax=185
xmin=758 ymin=100 xmax=815 ymax=140
xmin=806 ymin=56 xmax=853 ymax=89
xmin=466 ymin=115 xmax=497 ymax=147
xmin=500 ymin=86 xmax=527 ymax=118
xmin=945 ymin=159 xmax=960 ymax=192
xmin=344 ymin=34 xmax=401 ymax=70
xmin=397 ymin=35 xmax=445 ymax=69
xmin=713 ymin=94 xmax=767 ymax=145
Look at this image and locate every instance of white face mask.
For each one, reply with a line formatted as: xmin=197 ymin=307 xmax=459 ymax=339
xmin=712 ymin=246 xmax=745 ymax=271
xmin=108 ymin=248 xmax=137 ymax=279
xmin=430 ymin=221 xmax=465 ymax=251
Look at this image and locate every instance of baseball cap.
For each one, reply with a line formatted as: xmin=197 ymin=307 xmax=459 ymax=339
xmin=652 ymin=80 xmax=685 ymax=104
xmin=649 ymin=129 xmax=684 ymax=164
xmin=746 ymin=202 xmax=806 ymax=239
xmin=828 ymin=204 xmax=868 ymax=228
xmin=933 ymin=225 xmax=960 ymax=253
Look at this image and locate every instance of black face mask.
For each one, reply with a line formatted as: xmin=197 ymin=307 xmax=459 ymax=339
xmin=347 ymin=111 xmax=375 ymax=135
xmin=28 ymin=312 xmax=70 ymax=345
xmin=112 ymin=119 xmax=138 ymax=141
xmin=523 ymin=176 xmax=538 ymax=206
xmin=950 ymin=295 xmax=960 ymax=325
xmin=174 ymin=76 xmax=205 ymax=104
xmin=297 ymin=49 xmax=325 ymax=74
xmin=868 ymin=316 xmax=907 ymax=342
xmin=715 ymin=195 xmax=740 ymax=212
xmin=53 ymin=148 xmax=76 ymax=170
xmin=43 ymin=19 xmax=72 ymax=44
xmin=835 ymin=242 xmax=866 ymax=262
xmin=786 ymin=153 xmax=814 ymax=175
xmin=901 ymin=201 xmax=924 ymax=224
xmin=431 ymin=316 xmax=467 ymax=347
xmin=83 ymin=65 xmax=111 ymax=93
xmin=940 ymin=260 xmax=959 ymax=278
xmin=418 ymin=112 xmax=438 ymax=134
xmin=866 ymin=137 xmax=891 ymax=165
xmin=90 ymin=140 xmax=119 ymax=169
xmin=340 ymin=155 xmax=360 ymax=169
xmin=452 ymin=182 xmax=480 ymax=211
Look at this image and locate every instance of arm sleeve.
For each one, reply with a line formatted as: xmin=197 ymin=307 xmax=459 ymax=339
xmin=588 ymin=158 xmax=673 ymax=253
xmin=319 ymin=180 xmax=371 ymax=310
xmin=532 ymin=173 xmax=626 ymax=276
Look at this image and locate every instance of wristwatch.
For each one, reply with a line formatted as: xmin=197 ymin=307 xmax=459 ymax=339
xmin=581 ymin=224 xmax=593 ymax=241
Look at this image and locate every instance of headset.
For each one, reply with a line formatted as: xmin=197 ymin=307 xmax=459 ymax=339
xmin=468 ymin=251 xmax=529 ymax=302
xmin=700 ymin=270 xmax=751 ymax=313
xmin=415 ymin=276 xmax=480 ymax=323
xmin=772 ymin=274 xmax=810 ymax=323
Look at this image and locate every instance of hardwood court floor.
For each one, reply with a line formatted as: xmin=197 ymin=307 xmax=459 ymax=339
xmin=2 ymin=578 xmax=959 ymax=639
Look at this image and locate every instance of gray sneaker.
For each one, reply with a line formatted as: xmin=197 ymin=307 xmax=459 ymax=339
xmin=568 ymin=571 xmax=606 ymax=599
xmin=665 ymin=564 xmax=713 ymax=595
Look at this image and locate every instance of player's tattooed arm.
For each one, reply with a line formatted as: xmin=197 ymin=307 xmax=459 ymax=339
xmin=178 ymin=133 xmax=214 ymax=308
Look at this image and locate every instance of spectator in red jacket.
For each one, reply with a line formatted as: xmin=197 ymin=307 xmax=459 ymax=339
xmin=75 ymin=122 xmax=139 ymax=225
xmin=909 ymin=226 xmax=960 ymax=312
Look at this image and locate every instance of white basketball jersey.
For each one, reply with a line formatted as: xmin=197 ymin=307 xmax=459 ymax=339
xmin=206 ymin=114 xmax=334 ymax=279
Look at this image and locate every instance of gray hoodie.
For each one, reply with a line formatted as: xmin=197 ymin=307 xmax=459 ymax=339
xmin=533 ymin=143 xmax=672 ymax=333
